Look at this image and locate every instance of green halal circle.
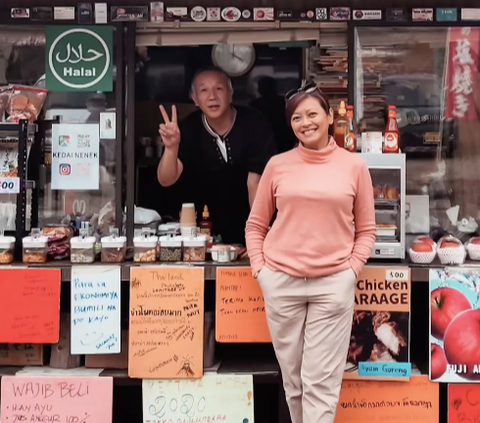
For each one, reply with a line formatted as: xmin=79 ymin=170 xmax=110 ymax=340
xmin=49 ymin=28 xmax=110 ymax=89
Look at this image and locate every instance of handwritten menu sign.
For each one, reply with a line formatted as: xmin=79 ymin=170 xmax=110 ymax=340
xmin=70 ymin=266 xmax=121 ymax=355
xmin=448 ymin=385 xmax=480 ymax=423
xmin=335 ymin=375 xmax=438 ymax=423
xmin=1 ymin=376 xmax=113 ymax=423
xmin=216 ymin=267 xmax=271 ymax=343
xmin=0 ymin=269 xmax=61 ymax=343
xmin=129 ymin=267 xmax=204 ymax=379
xmin=142 ymin=375 xmax=254 ymax=423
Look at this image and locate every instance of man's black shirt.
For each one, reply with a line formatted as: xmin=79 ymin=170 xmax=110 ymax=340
xmin=177 ymin=106 xmax=276 ymax=244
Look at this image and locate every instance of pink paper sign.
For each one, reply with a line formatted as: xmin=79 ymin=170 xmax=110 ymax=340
xmin=0 ymin=376 xmax=113 ymax=423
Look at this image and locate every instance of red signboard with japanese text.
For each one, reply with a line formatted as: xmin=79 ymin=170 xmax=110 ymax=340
xmin=446 ymin=27 xmax=480 ymax=121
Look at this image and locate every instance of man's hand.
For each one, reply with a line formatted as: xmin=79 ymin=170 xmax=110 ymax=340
xmin=159 ymin=105 xmax=180 ymax=149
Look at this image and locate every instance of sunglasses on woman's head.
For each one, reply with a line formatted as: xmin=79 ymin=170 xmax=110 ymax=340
xmin=285 ymin=82 xmax=318 ymax=101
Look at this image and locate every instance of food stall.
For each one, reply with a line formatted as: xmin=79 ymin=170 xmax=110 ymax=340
xmin=1 ymin=2 xmax=480 ymax=422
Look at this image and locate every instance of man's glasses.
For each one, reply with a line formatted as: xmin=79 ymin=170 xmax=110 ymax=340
xmin=285 ymin=82 xmax=317 ymax=101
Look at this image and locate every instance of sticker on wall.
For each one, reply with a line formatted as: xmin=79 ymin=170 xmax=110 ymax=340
xmin=353 ymin=10 xmax=382 ymax=20
xmin=11 ymin=8 xmax=30 ymax=18
xmin=386 ymin=8 xmax=408 ymax=21
xmin=436 ymin=8 xmax=458 ymax=21
xmin=316 ymin=8 xmax=328 ymax=20
xmin=277 ymin=10 xmax=292 ymax=19
xmin=111 ymin=6 xmax=148 ymax=21
xmin=54 ymin=7 xmax=75 ymax=20
xmin=330 ymin=7 xmax=350 ymax=21
xmin=461 ymin=8 xmax=480 ymax=21
xmin=78 ymin=3 xmax=93 ymax=24
xmin=165 ymin=7 xmax=188 ymax=20
xmin=254 ymin=8 xmax=274 ymax=21
xmin=242 ymin=9 xmax=252 ymax=20
xmin=95 ymin=3 xmax=108 ymax=23
xmin=191 ymin=6 xmax=206 ymax=22
xmin=150 ymin=2 xmax=164 ymax=22
xmin=207 ymin=7 xmax=220 ymax=21
xmin=221 ymin=7 xmax=241 ymax=21
xmin=412 ymin=8 xmax=433 ymax=21
xmin=31 ymin=7 xmax=53 ymax=21
xmin=100 ymin=112 xmax=116 ymax=139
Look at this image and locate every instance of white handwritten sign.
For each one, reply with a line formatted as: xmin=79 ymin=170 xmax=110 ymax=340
xmin=70 ymin=266 xmax=121 ymax=354
xmin=142 ymin=375 xmax=254 ymax=423
xmin=1 ymin=376 xmax=113 ymax=423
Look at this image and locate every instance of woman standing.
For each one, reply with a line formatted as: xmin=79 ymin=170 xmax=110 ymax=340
xmin=245 ymin=83 xmax=376 ymax=423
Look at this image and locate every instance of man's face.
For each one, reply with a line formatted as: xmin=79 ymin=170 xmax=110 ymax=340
xmin=191 ymin=71 xmax=233 ymax=119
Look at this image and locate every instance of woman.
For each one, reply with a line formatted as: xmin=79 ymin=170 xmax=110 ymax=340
xmin=245 ymin=83 xmax=376 ymax=423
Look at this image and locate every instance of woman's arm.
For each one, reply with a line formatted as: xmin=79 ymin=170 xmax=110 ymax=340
xmin=350 ymin=163 xmax=376 ymax=277
xmin=245 ymin=161 xmax=276 ymax=276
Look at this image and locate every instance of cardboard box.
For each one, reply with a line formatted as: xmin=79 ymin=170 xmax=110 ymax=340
xmin=85 ymin=330 xmax=128 ymax=369
xmin=0 ymin=343 xmax=47 ymax=366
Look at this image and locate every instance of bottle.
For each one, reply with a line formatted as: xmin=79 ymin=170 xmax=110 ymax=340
xmin=345 ymin=105 xmax=356 ymax=152
xmin=383 ymin=105 xmax=399 ymax=153
xmin=334 ymin=101 xmax=348 ymax=149
xmin=199 ymin=205 xmax=212 ymax=236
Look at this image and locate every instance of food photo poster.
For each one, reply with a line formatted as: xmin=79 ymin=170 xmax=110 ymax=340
xmin=430 ymin=268 xmax=480 ymax=382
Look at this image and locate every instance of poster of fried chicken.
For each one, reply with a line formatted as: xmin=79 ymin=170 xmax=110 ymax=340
xmin=344 ymin=267 xmax=411 ymax=381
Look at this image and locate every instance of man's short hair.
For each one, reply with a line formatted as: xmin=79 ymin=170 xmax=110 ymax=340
xmin=190 ymin=66 xmax=233 ymax=92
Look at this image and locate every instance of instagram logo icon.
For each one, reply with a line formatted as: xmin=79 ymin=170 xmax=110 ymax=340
xmin=59 ymin=164 xmax=71 ymax=175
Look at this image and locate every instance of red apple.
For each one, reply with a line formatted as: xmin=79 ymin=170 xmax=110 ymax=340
xmin=431 ymin=287 xmax=471 ymax=340
xmin=444 ymin=309 xmax=480 ymax=380
xmin=440 ymin=241 xmax=460 ymax=249
xmin=417 ymin=236 xmax=435 ymax=246
xmin=471 ymin=238 xmax=480 ymax=245
xmin=431 ymin=343 xmax=447 ymax=380
xmin=411 ymin=242 xmax=433 ymax=253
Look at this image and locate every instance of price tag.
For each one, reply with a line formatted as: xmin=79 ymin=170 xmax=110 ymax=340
xmin=0 ymin=177 xmax=20 ymax=194
xmin=386 ymin=269 xmax=409 ymax=281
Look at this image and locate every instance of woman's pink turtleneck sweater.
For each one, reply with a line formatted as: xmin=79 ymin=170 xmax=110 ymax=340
xmin=245 ymin=138 xmax=376 ymax=278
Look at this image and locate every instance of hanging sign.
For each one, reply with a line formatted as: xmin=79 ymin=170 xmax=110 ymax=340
xmin=445 ymin=28 xmax=480 ymax=121
xmin=46 ymin=25 xmax=113 ymax=92
xmin=437 ymin=8 xmax=458 ymax=22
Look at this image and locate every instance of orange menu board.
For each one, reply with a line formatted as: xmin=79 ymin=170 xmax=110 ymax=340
xmin=335 ymin=375 xmax=439 ymax=423
xmin=129 ymin=266 xmax=204 ymax=379
xmin=216 ymin=267 xmax=271 ymax=343
xmin=0 ymin=268 xmax=61 ymax=343
xmin=448 ymin=385 xmax=480 ymax=423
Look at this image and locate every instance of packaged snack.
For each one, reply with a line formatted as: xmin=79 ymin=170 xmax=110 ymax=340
xmin=6 ymin=85 xmax=47 ymax=123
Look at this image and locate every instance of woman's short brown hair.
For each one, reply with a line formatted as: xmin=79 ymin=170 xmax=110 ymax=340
xmin=285 ymin=87 xmax=331 ymax=125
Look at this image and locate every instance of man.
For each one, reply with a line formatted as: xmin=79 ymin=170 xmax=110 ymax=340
xmin=157 ymin=66 xmax=276 ymax=244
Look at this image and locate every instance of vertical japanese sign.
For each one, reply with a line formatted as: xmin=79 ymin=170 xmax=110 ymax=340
xmin=445 ymin=27 xmax=480 ymax=121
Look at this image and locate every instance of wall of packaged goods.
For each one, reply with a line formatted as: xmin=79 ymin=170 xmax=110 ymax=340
xmin=3 ymin=3 xmax=480 ymax=423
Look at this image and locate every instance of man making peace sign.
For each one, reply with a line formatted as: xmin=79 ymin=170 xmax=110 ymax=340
xmin=157 ymin=66 xmax=276 ymax=245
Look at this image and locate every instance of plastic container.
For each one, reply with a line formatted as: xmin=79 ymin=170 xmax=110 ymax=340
xmin=70 ymin=236 xmax=96 ymax=263
xmin=183 ymin=235 xmax=207 ymax=262
xmin=158 ymin=222 xmax=180 ymax=237
xmin=466 ymin=237 xmax=480 ymax=261
xmin=437 ymin=236 xmax=466 ymax=265
xmin=22 ymin=229 xmax=48 ymax=263
xmin=159 ymin=235 xmax=182 ymax=262
xmin=134 ymin=233 xmax=158 ymax=263
xmin=101 ymin=235 xmax=127 ymax=263
xmin=0 ymin=236 xmax=15 ymax=264
xmin=211 ymin=245 xmax=237 ymax=263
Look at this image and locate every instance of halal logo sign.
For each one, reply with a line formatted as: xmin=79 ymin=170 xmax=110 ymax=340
xmin=46 ymin=26 xmax=113 ymax=92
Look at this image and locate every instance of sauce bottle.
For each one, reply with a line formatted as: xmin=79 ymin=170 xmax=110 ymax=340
xmin=383 ymin=105 xmax=399 ymax=153
xmin=334 ymin=101 xmax=348 ymax=149
xmin=199 ymin=205 xmax=212 ymax=236
xmin=345 ymin=105 xmax=356 ymax=152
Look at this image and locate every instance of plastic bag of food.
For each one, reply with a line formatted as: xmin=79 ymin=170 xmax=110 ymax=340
xmin=6 ymin=85 xmax=47 ymax=123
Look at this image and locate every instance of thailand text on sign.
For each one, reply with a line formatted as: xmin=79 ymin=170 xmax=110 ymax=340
xmin=448 ymin=384 xmax=480 ymax=423
xmin=215 ymin=267 xmax=271 ymax=343
xmin=129 ymin=267 xmax=204 ymax=379
xmin=334 ymin=375 xmax=439 ymax=423
xmin=355 ymin=267 xmax=411 ymax=311
xmin=70 ymin=266 xmax=121 ymax=354
xmin=0 ymin=269 xmax=61 ymax=343
xmin=142 ymin=375 xmax=254 ymax=423
xmin=0 ymin=376 xmax=113 ymax=423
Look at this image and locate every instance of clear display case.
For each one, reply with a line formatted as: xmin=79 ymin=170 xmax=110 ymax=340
xmin=358 ymin=153 xmax=406 ymax=259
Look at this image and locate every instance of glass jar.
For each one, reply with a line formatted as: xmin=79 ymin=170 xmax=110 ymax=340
xmin=159 ymin=236 xmax=183 ymax=262
xmin=182 ymin=235 xmax=207 ymax=262
xmin=70 ymin=236 xmax=96 ymax=264
xmin=101 ymin=236 xmax=127 ymax=263
xmin=0 ymin=236 xmax=15 ymax=264
xmin=22 ymin=231 xmax=48 ymax=264
xmin=133 ymin=234 xmax=158 ymax=263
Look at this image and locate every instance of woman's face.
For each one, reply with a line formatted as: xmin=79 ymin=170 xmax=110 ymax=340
xmin=290 ymin=96 xmax=333 ymax=149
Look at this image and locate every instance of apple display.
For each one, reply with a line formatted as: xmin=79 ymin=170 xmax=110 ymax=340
xmin=431 ymin=287 xmax=471 ymax=340
xmin=417 ymin=236 xmax=435 ymax=246
xmin=439 ymin=241 xmax=460 ymax=249
xmin=411 ymin=242 xmax=433 ymax=253
xmin=444 ymin=309 xmax=480 ymax=380
xmin=470 ymin=237 xmax=480 ymax=245
xmin=430 ymin=343 xmax=447 ymax=380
